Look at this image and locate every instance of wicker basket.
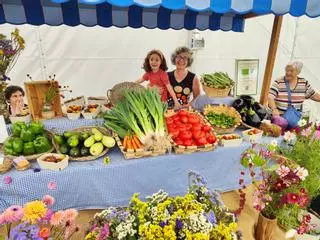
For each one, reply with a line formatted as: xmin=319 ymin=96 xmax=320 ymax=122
xmin=203 ymin=83 xmax=233 ymax=98
xmin=0 ymin=158 xmax=13 ymax=174
xmin=107 ymin=82 xmax=144 ymax=106
xmin=203 ymin=104 xmax=242 ymax=134
xmin=64 ymin=96 xmax=85 ymax=108
xmin=114 ymin=133 xmax=167 ymax=160
xmin=5 ymin=129 xmax=55 ymax=161
xmin=167 ymin=109 xmax=219 ymax=154
xmin=54 ymin=126 xmax=110 ymax=161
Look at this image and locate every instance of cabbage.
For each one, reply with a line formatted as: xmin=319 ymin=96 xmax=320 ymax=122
xmin=271 ymin=116 xmax=288 ymax=130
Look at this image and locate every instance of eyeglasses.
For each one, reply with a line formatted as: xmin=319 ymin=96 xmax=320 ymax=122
xmin=176 ymin=55 xmax=189 ymax=61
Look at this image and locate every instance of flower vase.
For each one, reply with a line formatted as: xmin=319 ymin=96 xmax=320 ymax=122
xmin=41 ymin=103 xmax=55 ymax=119
xmin=255 ymin=213 xmax=277 ymax=240
xmin=0 ymin=80 xmax=10 ymax=123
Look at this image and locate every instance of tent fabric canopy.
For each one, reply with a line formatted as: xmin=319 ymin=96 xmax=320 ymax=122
xmin=0 ymin=0 xmax=320 ymax=32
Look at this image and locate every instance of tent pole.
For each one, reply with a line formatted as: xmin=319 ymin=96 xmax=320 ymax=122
xmin=259 ymin=16 xmax=283 ymax=105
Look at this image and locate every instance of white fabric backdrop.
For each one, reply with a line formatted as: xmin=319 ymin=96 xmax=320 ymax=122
xmin=1 ymin=14 xmax=320 ymax=119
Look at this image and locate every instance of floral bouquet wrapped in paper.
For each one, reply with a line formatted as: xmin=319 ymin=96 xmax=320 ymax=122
xmin=0 ymin=195 xmax=80 ymax=239
xmin=237 ymin=142 xmax=316 ymax=239
xmin=86 ymin=172 xmax=242 ymax=240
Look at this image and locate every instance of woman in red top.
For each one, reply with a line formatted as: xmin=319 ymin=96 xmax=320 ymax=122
xmin=136 ymin=49 xmax=180 ymax=108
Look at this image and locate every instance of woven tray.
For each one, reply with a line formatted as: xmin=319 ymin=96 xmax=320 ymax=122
xmin=203 ymin=104 xmax=242 ymax=134
xmin=202 ymin=83 xmax=234 ymax=98
xmin=107 ymin=82 xmax=144 ymax=106
xmin=0 ymin=158 xmax=13 ymax=174
xmin=5 ymin=129 xmax=55 ymax=161
xmin=54 ymin=126 xmax=110 ymax=161
xmin=167 ymin=109 xmax=219 ymax=154
xmin=114 ymin=134 xmax=167 ymax=160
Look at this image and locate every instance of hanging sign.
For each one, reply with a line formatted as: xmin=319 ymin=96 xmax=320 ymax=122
xmin=235 ymin=59 xmax=259 ymax=96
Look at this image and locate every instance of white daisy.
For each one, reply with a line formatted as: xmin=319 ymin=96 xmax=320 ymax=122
xmin=295 ymin=167 xmax=309 ymax=181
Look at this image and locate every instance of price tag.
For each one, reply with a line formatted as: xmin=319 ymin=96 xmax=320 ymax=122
xmin=0 ymin=115 xmax=9 ymax=143
xmin=0 ymin=152 xmax=4 ymax=165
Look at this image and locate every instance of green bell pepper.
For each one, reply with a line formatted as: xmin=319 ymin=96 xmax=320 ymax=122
xmin=4 ymin=137 xmax=14 ymax=149
xmin=20 ymin=128 xmax=35 ymax=142
xmin=23 ymin=142 xmax=36 ymax=155
xmin=33 ymin=136 xmax=52 ymax=153
xmin=4 ymin=145 xmax=17 ymax=156
xmin=29 ymin=121 xmax=44 ymax=135
xmin=12 ymin=138 xmax=23 ymax=154
xmin=11 ymin=121 xmax=27 ymax=137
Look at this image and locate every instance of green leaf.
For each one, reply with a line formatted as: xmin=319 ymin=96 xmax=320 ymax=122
xmin=252 ymin=155 xmax=265 ymax=167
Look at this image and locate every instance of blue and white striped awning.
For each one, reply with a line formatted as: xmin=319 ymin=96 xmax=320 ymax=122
xmin=1 ymin=0 xmax=320 ymax=32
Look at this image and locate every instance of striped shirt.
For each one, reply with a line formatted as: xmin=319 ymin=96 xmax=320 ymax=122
xmin=269 ymin=77 xmax=315 ymax=113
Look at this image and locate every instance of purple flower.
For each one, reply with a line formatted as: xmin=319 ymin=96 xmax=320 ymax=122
xmin=159 ymin=221 xmax=167 ymax=228
xmin=10 ymin=223 xmax=42 ymax=240
xmin=175 ymin=218 xmax=183 ymax=230
xmin=206 ymin=210 xmax=217 ymax=225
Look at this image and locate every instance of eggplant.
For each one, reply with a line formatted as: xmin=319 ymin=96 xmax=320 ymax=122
xmin=232 ymin=99 xmax=245 ymax=111
xmin=253 ymin=102 xmax=267 ymax=120
xmin=246 ymin=113 xmax=261 ymax=127
xmin=240 ymin=95 xmax=255 ymax=108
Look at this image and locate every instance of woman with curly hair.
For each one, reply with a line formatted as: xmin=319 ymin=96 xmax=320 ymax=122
xmin=167 ymin=46 xmax=201 ymax=108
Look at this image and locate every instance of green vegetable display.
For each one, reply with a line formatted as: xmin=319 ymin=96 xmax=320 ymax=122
xmin=20 ymin=128 xmax=35 ymax=142
xmin=206 ymin=112 xmax=236 ymax=128
xmin=201 ymin=72 xmax=233 ymax=89
xmin=12 ymin=138 xmax=23 ymax=154
xmin=11 ymin=121 xmax=27 ymax=137
xmin=29 ymin=121 xmax=44 ymax=135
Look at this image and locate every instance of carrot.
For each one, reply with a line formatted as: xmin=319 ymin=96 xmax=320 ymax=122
xmin=131 ymin=138 xmax=138 ymax=150
xmin=127 ymin=138 xmax=133 ymax=150
xmin=133 ymin=135 xmax=142 ymax=148
xmin=123 ymin=136 xmax=128 ymax=148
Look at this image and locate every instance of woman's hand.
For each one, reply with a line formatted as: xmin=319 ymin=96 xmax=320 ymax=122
xmin=174 ymin=101 xmax=181 ymax=110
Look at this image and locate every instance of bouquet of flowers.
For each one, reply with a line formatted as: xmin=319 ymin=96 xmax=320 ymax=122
xmin=0 ymin=195 xmax=80 ymax=239
xmin=85 ymin=172 xmax=242 ymax=240
xmin=0 ymin=28 xmax=25 ymax=81
xmin=238 ymin=143 xmax=315 ymax=234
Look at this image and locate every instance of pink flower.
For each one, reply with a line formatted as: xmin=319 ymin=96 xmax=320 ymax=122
xmin=63 ymin=209 xmax=78 ymax=222
xmin=272 ymin=179 xmax=287 ymax=192
xmin=295 ymin=167 xmax=308 ymax=181
xmin=276 ymin=165 xmax=290 ymax=177
xmin=50 ymin=211 xmax=64 ymax=226
xmin=314 ymin=130 xmax=320 ymax=140
xmin=2 ymin=205 xmax=24 ymax=223
xmin=298 ymin=194 xmax=309 ymax=208
xmin=42 ymin=209 xmax=54 ymax=222
xmin=64 ymin=222 xmax=80 ymax=239
xmin=301 ymin=127 xmax=312 ymax=137
xmin=0 ymin=214 xmax=5 ymax=225
xmin=48 ymin=181 xmax=57 ymax=190
xmin=42 ymin=195 xmax=55 ymax=207
xmin=4 ymin=176 xmax=12 ymax=184
xmin=287 ymin=193 xmax=300 ymax=204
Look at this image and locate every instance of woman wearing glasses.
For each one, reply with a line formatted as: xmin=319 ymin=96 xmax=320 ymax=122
xmin=167 ymin=46 xmax=201 ymax=108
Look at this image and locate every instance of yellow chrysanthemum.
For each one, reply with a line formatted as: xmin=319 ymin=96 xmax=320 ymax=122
xmin=210 ymin=222 xmax=238 ymax=240
xmin=186 ymin=231 xmax=209 ymax=240
xmin=22 ymin=200 xmax=47 ymax=224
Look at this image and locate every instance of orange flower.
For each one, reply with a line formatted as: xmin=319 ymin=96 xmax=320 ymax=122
xmin=39 ymin=227 xmax=50 ymax=239
xmin=50 ymin=211 xmax=64 ymax=226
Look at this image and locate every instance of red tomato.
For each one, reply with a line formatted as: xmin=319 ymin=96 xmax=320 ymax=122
xmin=166 ymin=117 xmax=173 ymax=125
xmin=198 ymin=131 xmax=206 ymax=138
xmin=185 ymin=123 xmax=193 ymax=130
xmin=183 ymin=139 xmax=193 ymax=146
xmin=196 ymin=137 xmax=207 ymax=146
xmin=167 ymin=127 xmax=175 ymax=133
xmin=178 ymin=124 xmax=187 ymax=132
xmin=180 ymin=116 xmax=189 ymax=123
xmin=207 ymin=134 xmax=217 ymax=144
xmin=173 ymin=115 xmax=180 ymax=122
xmin=175 ymin=138 xmax=183 ymax=145
xmin=202 ymin=125 xmax=211 ymax=133
xmin=178 ymin=110 xmax=188 ymax=116
xmin=188 ymin=115 xmax=200 ymax=124
xmin=170 ymin=129 xmax=180 ymax=139
xmin=180 ymin=131 xmax=192 ymax=140
xmin=192 ymin=130 xmax=202 ymax=140
xmin=192 ymin=123 xmax=202 ymax=132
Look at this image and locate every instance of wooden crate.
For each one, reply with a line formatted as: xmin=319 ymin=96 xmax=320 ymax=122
xmin=113 ymin=134 xmax=167 ymax=160
xmin=24 ymin=81 xmax=63 ymax=120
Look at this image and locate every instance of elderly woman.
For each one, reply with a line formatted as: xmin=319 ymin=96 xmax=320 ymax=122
xmin=167 ymin=46 xmax=201 ymax=108
xmin=268 ymin=61 xmax=320 ymax=118
xmin=5 ymin=85 xmax=28 ymax=116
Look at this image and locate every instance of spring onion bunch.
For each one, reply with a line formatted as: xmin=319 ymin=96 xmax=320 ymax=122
xmin=103 ymin=88 xmax=167 ymax=145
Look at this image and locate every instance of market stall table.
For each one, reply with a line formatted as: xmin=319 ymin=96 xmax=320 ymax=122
xmin=0 ymin=118 xmax=275 ymax=212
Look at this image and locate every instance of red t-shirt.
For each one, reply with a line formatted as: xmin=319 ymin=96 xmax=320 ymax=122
xmin=143 ymin=69 xmax=169 ymax=102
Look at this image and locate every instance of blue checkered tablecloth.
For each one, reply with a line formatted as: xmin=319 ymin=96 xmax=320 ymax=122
xmin=1 ymin=118 xmax=276 ymax=212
